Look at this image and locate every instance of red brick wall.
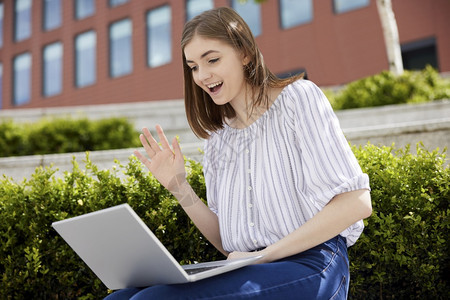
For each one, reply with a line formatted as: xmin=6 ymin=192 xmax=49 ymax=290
xmin=394 ymin=0 xmax=450 ymax=72
xmin=256 ymin=0 xmax=387 ymax=85
xmin=0 ymin=0 xmax=449 ymax=110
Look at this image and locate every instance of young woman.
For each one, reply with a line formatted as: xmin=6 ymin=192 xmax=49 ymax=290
xmin=106 ymin=7 xmax=372 ymax=300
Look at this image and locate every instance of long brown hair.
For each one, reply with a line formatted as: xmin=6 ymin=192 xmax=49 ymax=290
xmin=181 ymin=7 xmax=302 ymax=139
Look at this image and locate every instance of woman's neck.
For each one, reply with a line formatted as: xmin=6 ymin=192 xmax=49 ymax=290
xmin=227 ymin=86 xmax=284 ymax=129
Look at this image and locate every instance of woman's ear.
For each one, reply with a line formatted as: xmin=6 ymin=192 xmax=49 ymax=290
xmin=242 ymin=54 xmax=251 ymax=66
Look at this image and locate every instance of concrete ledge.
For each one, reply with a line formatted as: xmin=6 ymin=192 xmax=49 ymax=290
xmin=345 ymin=118 xmax=450 ymax=138
xmin=336 ymin=99 xmax=450 ymax=128
xmin=0 ymin=143 xmax=204 ymax=182
xmin=1 ymin=99 xmax=449 ymax=181
xmin=0 ymin=99 xmax=201 ymax=144
xmin=345 ymin=119 xmax=450 ymax=151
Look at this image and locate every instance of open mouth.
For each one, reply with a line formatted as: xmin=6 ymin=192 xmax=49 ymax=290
xmin=207 ymin=81 xmax=223 ymax=93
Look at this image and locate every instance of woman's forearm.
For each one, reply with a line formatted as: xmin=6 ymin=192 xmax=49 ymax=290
xmin=171 ymin=180 xmax=229 ymax=256
xmin=260 ymin=189 xmax=372 ymax=263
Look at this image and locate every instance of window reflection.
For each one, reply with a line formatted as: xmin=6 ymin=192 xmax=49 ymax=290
xmin=75 ymin=0 xmax=95 ymax=20
xmin=334 ymin=0 xmax=370 ymax=14
xmin=75 ymin=31 xmax=96 ymax=87
xmin=232 ymin=0 xmax=262 ymax=37
xmin=0 ymin=3 xmax=4 ymax=48
xmin=147 ymin=6 xmax=172 ymax=68
xmin=44 ymin=0 xmax=62 ymax=31
xmin=14 ymin=53 xmax=32 ymax=105
xmin=110 ymin=19 xmax=133 ymax=77
xmin=15 ymin=0 xmax=32 ymax=41
xmin=279 ymin=0 xmax=313 ymax=29
xmin=43 ymin=42 xmax=63 ymax=97
xmin=186 ymin=0 xmax=213 ymax=21
xmin=109 ymin=0 xmax=128 ymax=7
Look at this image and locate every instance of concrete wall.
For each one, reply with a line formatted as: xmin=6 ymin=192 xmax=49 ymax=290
xmin=1 ymin=99 xmax=449 ymax=182
xmin=336 ymin=99 xmax=450 ymax=150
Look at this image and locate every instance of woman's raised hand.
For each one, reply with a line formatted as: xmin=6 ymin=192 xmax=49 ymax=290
xmin=133 ymin=125 xmax=186 ymax=193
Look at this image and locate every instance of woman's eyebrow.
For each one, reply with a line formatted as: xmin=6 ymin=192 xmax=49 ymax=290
xmin=186 ymin=50 xmax=220 ymax=64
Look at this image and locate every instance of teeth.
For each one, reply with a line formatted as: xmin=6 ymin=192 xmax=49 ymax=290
xmin=207 ymin=82 xmax=223 ymax=88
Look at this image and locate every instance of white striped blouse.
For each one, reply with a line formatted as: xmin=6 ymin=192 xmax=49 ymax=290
xmin=202 ymin=79 xmax=370 ymax=252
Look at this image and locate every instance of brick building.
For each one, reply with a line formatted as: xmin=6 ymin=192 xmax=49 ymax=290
xmin=0 ymin=0 xmax=449 ymax=110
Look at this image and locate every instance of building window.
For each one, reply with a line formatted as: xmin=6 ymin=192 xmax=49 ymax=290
xmin=43 ymin=42 xmax=63 ymax=97
xmin=232 ymin=0 xmax=262 ymax=37
xmin=110 ymin=19 xmax=133 ymax=77
xmin=402 ymin=37 xmax=439 ymax=71
xmin=44 ymin=0 xmax=61 ymax=31
xmin=75 ymin=31 xmax=96 ymax=87
xmin=13 ymin=52 xmax=32 ymax=106
xmin=14 ymin=0 xmax=32 ymax=42
xmin=0 ymin=63 xmax=3 ymax=109
xmin=147 ymin=6 xmax=172 ymax=68
xmin=333 ymin=0 xmax=370 ymax=14
xmin=279 ymin=0 xmax=313 ymax=29
xmin=0 ymin=3 xmax=4 ymax=48
xmin=186 ymin=0 xmax=213 ymax=21
xmin=109 ymin=0 xmax=128 ymax=7
xmin=277 ymin=68 xmax=307 ymax=80
xmin=75 ymin=0 xmax=95 ymax=20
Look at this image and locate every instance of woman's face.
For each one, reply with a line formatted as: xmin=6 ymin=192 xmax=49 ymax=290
xmin=184 ymin=35 xmax=250 ymax=107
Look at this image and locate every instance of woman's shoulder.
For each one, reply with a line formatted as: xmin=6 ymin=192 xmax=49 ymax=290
xmin=279 ymin=79 xmax=320 ymax=108
xmin=283 ymin=78 xmax=320 ymax=95
xmin=278 ymin=79 xmax=332 ymax=124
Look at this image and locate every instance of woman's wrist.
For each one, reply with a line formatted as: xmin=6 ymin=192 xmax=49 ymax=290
xmin=169 ymin=178 xmax=201 ymax=208
xmin=259 ymin=244 xmax=280 ymax=263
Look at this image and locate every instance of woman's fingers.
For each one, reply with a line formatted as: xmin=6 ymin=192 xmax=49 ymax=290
xmin=139 ymin=133 xmax=155 ymax=158
xmin=155 ymin=125 xmax=171 ymax=150
xmin=141 ymin=127 xmax=161 ymax=156
xmin=137 ymin=125 xmax=177 ymax=162
xmin=133 ymin=149 xmax=153 ymax=172
xmin=134 ymin=126 xmax=186 ymax=190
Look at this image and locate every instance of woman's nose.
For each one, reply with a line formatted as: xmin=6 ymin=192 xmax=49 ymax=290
xmin=198 ymin=68 xmax=212 ymax=81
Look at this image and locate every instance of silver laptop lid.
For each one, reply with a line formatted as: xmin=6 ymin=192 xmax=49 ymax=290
xmin=52 ymin=204 xmax=189 ymax=289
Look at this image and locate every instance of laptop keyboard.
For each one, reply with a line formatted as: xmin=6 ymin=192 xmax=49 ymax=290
xmin=184 ymin=265 xmax=223 ymax=275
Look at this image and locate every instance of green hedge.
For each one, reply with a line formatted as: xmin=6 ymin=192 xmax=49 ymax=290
xmin=0 ymin=144 xmax=448 ymax=299
xmin=349 ymin=143 xmax=449 ymax=299
xmin=0 ymin=117 xmax=141 ymax=158
xmin=0 ymin=155 xmax=217 ymax=299
xmin=327 ymin=66 xmax=450 ymax=110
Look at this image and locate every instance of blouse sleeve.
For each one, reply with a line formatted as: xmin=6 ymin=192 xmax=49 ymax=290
xmin=291 ymin=80 xmax=370 ymax=208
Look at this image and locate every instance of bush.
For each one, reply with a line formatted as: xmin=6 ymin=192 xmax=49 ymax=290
xmin=0 ymin=154 xmax=219 ymax=299
xmin=0 ymin=121 xmax=27 ymax=157
xmin=328 ymin=66 xmax=450 ymax=110
xmin=0 ymin=144 xmax=448 ymax=299
xmin=0 ymin=117 xmax=141 ymax=158
xmin=349 ymin=143 xmax=449 ymax=299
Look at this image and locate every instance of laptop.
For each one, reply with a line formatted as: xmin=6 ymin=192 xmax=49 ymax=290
xmin=52 ymin=203 xmax=263 ymax=290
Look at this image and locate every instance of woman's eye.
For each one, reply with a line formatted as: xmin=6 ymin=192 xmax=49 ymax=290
xmin=190 ymin=66 xmax=198 ymax=72
xmin=209 ymin=58 xmax=219 ymax=64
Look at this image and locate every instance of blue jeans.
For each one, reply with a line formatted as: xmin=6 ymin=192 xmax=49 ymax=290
xmin=104 ymin=235 xmax=349 ymax=299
